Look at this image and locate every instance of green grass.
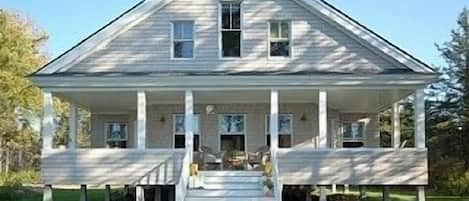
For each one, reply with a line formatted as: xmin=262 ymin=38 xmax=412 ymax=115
xmin=1 ymin=186 xmax=468 ymax=201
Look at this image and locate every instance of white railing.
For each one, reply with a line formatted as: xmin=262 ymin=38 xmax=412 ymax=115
xmin=271 ymin=151 xmax=283 ymax=201
xmin=175 ymin=148 xmax=191 ymax=201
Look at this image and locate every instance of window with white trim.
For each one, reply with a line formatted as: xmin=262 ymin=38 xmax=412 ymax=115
xmin=220 ymin=3 xmax=241 ymax=57
xmin=266 ymin=114 xmax=293 ymax=148
xmin=172 ymin=21 xmax=194 ymax=58
xmin=104 ymin=123 xmax=128 ymax=148
xmin=342 ymin=122 xmax=365 ymax=148
xmin=269 ymin=21 xmax=291 ymax=57
xmin=219 ymin=114 xmax=245 ymax=151
xmin=173 ymin=114 xmax=200 ymax=151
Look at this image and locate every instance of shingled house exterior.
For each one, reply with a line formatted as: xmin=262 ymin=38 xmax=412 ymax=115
xmin=31 ymin=0 xmax=436 ymax=201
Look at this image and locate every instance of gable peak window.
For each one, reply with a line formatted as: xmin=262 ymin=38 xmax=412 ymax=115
xmin=220 ymin=3 xmax=241 ymax=58
xmin=269 ymin=21 xmax=291 ymax=57
xmin=172 ymin=21 xmax=194 ymax=59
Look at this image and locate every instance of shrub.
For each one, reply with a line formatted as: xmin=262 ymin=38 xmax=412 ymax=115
xmin=327 ymin=194 xmax=359 ymax=201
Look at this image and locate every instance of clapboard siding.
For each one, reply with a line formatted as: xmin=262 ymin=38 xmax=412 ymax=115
xmin=67 ymin=0 xmax=401 ymax=74
xmin=277 ymin=148 xmax=428 ymax=185
xmin=41 ymin=149 xmax=184 ymax=185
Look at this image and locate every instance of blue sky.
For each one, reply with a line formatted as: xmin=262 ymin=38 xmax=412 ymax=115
xmin=1 ymin=0 xmax=468 ymax=67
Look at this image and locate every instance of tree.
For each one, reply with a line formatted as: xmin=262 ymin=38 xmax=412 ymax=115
xmin=0 ymin=9 xmax=47 ymax=172
xmin=426 ymin=8 xmax=469 ymax=195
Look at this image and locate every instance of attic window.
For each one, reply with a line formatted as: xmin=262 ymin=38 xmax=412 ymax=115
xmin=172 ymin=21 xmax=194 ymax=59
xmin=269 ymin=21 xmax=291 ymax=57
xmin=220 ymin=3 xmax=241 ymax=58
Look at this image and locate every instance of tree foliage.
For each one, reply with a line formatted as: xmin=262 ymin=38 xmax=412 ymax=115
xmin=0 ymin=9 xmax=47 ymax=172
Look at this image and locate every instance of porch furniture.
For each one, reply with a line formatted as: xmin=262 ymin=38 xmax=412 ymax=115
xmin=246 ymin=146 xmax=270 ymax=170
xmin=200 ymin=146 xmax=225 ymax=170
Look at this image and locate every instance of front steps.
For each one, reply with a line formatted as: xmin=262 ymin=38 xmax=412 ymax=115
xmin=186 ymin=171 xmax=274 ymax=201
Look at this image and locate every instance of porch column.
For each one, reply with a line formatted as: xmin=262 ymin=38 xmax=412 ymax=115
xmin=414 ymin=89 xmax=425 ymax=148
xmin=391 ymin=102 xmax=401 ymax=148
xmin=414 ymin=89 xmax=426 ymax=201
xmin=270 ymin=89 xmax=279 ymax=152
xmin=68 ymin=104 xmax=78 ymax=149
xmin=42 ymin=91 xmax=55 ymax=150
xmin=43 ymin=184 xmax=53 ymax=201
xmin=185 ymin=90 xmax=194 ymax=162
xmin=136 ymin=185 xmax=144 ymax=201
xmin=318 ymin=89 xmax=328 ymax=149
xmin=137 ymin=91 xmax=146 ymax=149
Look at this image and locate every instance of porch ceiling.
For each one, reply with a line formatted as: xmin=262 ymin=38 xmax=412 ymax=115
xmin=55 ymin=89 xmax=413 ymax=113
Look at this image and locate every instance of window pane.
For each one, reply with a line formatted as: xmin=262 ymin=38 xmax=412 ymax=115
xmin=343 ymin=123 xmax=352 ymax=139
xmin=107 ymin=123 xmax=125 ymax=140
xmin=220 ymin=115 xmax=244 ymax=133
xmin=231 ymin=4 xmax=241 ymax=29
xmin=222 ymin=31 xmax=241 ymax=57
xmin=270 ymin=41 xmax=290 ymax=57
xmin=279 ymin=115 xmax=291 ymax=134
xmin=281 ymin=22 xmax=289 ymax=38
xmin=182 ymin=22 xmax=193 ymax=39
xmin=354 ymin=122 xmax=364 ymax=139
xmin=174 ymin=41 xmax=193 ymax=58
xmin=221 ymin=135 xmax=245 ymax=151
xmin=174 ymin=23 xmax=183 ymax=39
xmin=222 ymin=4 xmax=231 ymax=29
xmin=174 ymin=115 xmax=200 ymax=134
xmin=270 ymin=23 xmax=279 ymax=38
xmin=175 ymin=135 xmax=185 ymax=148
xmin=279 ymin=135 xmax=291 ymax=148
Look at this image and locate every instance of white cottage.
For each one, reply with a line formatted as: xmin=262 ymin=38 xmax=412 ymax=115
xmin=31 ymin=0 xmax=436 ymax=201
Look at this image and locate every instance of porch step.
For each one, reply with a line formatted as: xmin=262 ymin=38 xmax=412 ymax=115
xmin=187 ymin=189 xmax=264 ymax=197
xmin=185 ymin=171 xmax=272 ymax=201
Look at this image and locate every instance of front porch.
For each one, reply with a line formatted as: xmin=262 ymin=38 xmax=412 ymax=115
xmin=40 ymin=86 xmax=428 ymax=200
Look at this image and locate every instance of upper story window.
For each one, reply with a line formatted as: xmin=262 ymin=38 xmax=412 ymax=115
xmin=104 ymin=123 xmax=128 ymax=148
xmin=172 ymin=21 xmax=194 ymax=59
xmin=269 ymin=21 xmax=291 ymax=57
xmin=220 ymin=3 xmax=241 ymax=58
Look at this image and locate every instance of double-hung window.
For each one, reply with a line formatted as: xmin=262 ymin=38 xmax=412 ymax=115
xmin=173 ymin=114 xmax=200 ymax=151
xmin=266 ymin=114 xmax=293 ymax=148
xmin=104 ymin=123 xmax=128 ymax=148
xmin=220 ymin=3 xmax=241 ymax=57
xmin=172 ymin=21 xmax=194 ymax=59
xmin=342 ymin=122 xmax=365 ymax=148
xmin=269 ymin=21 xmax=291 ymax=57
xmin=219 ymin=114 xmax=245 ymax=151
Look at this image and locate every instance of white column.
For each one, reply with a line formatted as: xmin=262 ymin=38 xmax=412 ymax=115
xmin=270 ymin=89 xmax=279 ymax=152
xmin=68 ymin=104 xmax=78 ymax=149
xmin=136 ymin=185 xmax=145 ymax=201
xmin=318 ymin=90 xmax=328 ymax=149
xmin=104 ymin=185 xmax=111 ymax=201
xmin=80 ymin=184 xmax=88 ymax=201
xmin=137 ymin=91 xmax=146 ymax=149
xmin=185 ymin=90 xmax=194 ymax=162
xmin=414 ymin=89 xmax=425 ymax=149
xmin=382 ymin=186 xmax=390 ymax=201
xmin=42 ymin=92 xmax=55 ymax=149
xmin=417 ymin=186 xmax=426 ymax=201
xmin=391 ymin=103 xmax=401 ymax=148
xmin=43 ymin=185 xmax=53 ymax=201
xmin=319 ymin=187 xmax=327 ymax=201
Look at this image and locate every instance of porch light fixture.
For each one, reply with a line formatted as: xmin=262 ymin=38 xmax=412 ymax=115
xmin=300 ymin=114 xmax=307 ymax=121
xmin=206 ymin=105 xmax=216 ymax=115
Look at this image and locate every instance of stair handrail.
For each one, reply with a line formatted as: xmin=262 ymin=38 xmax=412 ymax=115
xmin=175 ymin=148 xmax=191 ymax=201
xmin=271 ymin=150 xmax=283 ymax=201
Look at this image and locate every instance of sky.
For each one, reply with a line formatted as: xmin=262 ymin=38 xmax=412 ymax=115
xmin=1 ymin=0 xmax=468 ymax=67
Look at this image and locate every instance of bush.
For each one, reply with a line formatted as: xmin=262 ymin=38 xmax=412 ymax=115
xmin=327 ymin=194 xmax=360 ymax=201
xmin=0 ymin=170 xmax=40 ymax=201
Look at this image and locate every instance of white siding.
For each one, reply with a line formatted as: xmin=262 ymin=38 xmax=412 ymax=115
xmin=41 ymin=149 xmax=184 ymax=185
xmin=277 ymin=148 xmax=428 ymax=185
xmin=67 ymin=0 xmax=400 ymax=74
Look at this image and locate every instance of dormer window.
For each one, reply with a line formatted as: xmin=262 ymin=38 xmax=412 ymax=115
xmin=269 ymin=21 xmax=291 ymax=57
xmin=220 ymin=3 xmax=241 ymax=58
xmin=172 ymin=21 xmax=194 ymax=59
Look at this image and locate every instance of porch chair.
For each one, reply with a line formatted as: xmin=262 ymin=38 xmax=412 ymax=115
xmin=246 ymin=146 xmax=270 ymax=170
xmin=200 ymin=146 xmax=225 ymax=170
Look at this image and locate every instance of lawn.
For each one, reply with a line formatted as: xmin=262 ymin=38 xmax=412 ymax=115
xmin=1 ymin=186 xmax=468 ymax=201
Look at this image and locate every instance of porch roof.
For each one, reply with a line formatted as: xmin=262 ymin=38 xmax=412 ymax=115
xmin=55 ymin=89 xmax=414 ymax=113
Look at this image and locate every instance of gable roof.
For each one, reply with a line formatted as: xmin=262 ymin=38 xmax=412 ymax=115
xmin=33 ymin=0 xmax=435 ymax=75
